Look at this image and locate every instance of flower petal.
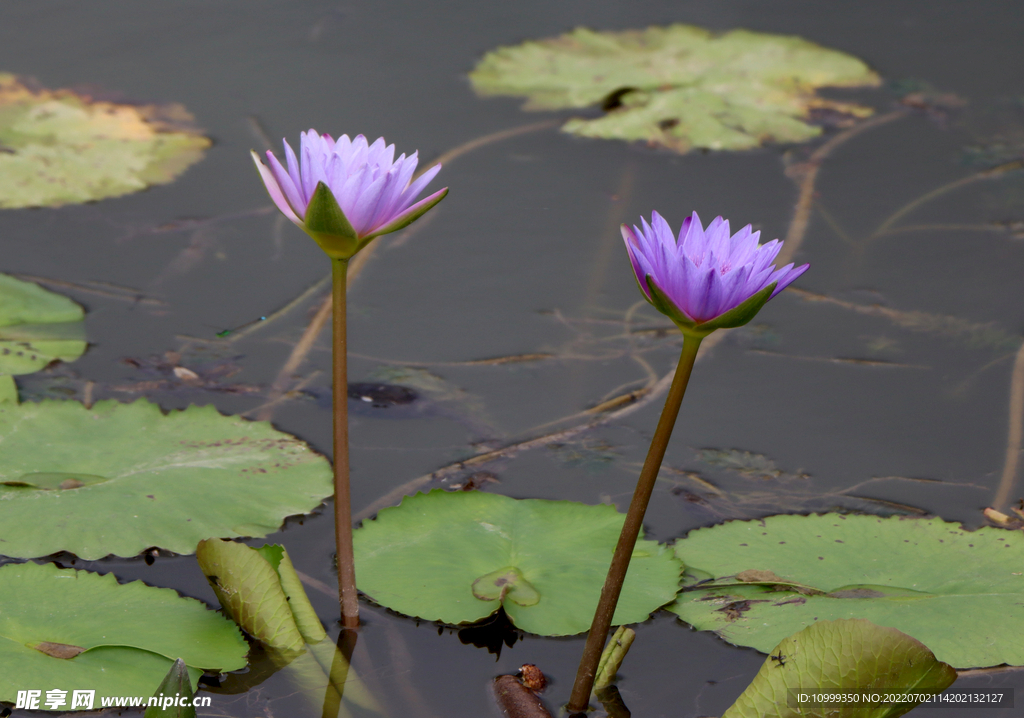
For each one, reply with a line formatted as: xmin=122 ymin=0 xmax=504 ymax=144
xmin=265 ymin=150 xmax=306 ymax=217
xmin=622 ymin=210 xmax=809 ymax=329
xmin=362 ymin=187 xmax=449 ymax=240
xmin=252 ymin=151 xmax=302 ymax=224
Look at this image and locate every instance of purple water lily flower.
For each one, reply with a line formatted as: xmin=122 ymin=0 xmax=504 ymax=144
xmin=623 ymin=211 xmax=808 ymax=336
xmin=252 ymin=130 xmax=448 ymax=259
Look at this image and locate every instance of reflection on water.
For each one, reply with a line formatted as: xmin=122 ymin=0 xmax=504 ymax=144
xmin=2 ymin=1 xmax=1024 ymax=716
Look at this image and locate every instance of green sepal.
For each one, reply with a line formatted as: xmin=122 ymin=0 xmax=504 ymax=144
xmin=644 ymin=276 xmax=708 ymax=338
xmin=696 ymin=282 xmax=775 ymax=332
xmin=302 ymin=181 xmax=360 ymax=259
xmin=362 ymin=187 xmax=449 ymax=242
xmin=644 ymin=276 xmax=776 ymax=338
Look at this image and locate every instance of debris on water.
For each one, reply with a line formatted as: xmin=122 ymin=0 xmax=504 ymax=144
xmin=492 ymin=674 xmax=553 ymax=718
xmin=518 ymin=664 xmax=547 ymax=693
xmin=347 ymin=382 xmax=418 ymax=408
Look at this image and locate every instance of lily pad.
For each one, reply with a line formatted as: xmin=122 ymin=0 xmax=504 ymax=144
xmin=353 ymin=490 xmax=682 ymax=636
xmin=0 ymin=73 xmax=210 ymax=208
xmin=0 ymin=561 xmax=246 ymax=709
xmin=196 ymin=540 xmax=381 ymax=715
xmin=0 ymin=274 xmax=86 ymax=386
xmin=0 ymin=376 xmax=15 ymax=404
xmin=668 ymin=514 xmax=1024 ymax=668
xmin=470 ymin=25 xmax=880 ymax=153
xmin=196 ymin=540 xmax=326 ymax=653
xmin=722 ymin=619 xmax=957 ymax=718
xmin=0 ymin=398 xmax=333 ymax=559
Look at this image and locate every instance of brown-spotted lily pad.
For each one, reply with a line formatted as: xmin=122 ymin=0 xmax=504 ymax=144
xmin=470 ymin=25 xmax=880 ymax=153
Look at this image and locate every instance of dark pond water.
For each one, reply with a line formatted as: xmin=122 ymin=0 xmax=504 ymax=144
xmin=3 ymin=1 xmax=1024 ymax=716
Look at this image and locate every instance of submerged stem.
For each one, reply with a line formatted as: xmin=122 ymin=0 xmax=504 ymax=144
xmin=566 ymin=334 xmax=702 ymax=713
xmin=332 ymin=257 xmax=359 ymax=628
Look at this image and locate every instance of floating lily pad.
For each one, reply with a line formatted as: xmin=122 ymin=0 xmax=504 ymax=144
xmin=0 ymin=274 xmax=86 ymax=390
xmin=470 ymin=25 xmax=880 ymax=153
xmin=353 ymin=490 xmax=682 ymax=636
xmin=0 ymin=398 xmax=333 ymax=559
xmin=723 ymin=619 xmax=957 ymax=718
xmin=0 ymin=74 xmax=210 ymax=208
xmin=0 ymin=561 xmax=247 ymax=709
xmin=0 ymin=376 xmax=15 ymax=404
xmin=669 ymin=514 xmax=1024 ymax=668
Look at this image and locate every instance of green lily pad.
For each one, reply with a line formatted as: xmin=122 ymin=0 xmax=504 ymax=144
xmin=470 ymin=25 xmax=880 ymax=153
xmin=0 ymin=375 xmax=15 ymax=404
xmin=0 ymin=561 xmax=246 ymax=709
xmin=353 ymin=490 xmax=683 ymax=636
xmin=0 ymin=398 xmax=333 ymax=559
xmin=0 ymin=74 xmax=210 ymax=209
xmin=0 ymin=274 xmax=86 ymax=388
xmin=722 ymin=619 xmax=957 ymax=718
xmin=668 ymin=514 xmax=1024 ymax=668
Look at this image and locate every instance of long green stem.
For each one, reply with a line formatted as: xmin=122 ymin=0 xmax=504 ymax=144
xmin=332 ymin=257 xmax=359 ymax=628
xmin=566 ymin=334 xmax=702 ymax=714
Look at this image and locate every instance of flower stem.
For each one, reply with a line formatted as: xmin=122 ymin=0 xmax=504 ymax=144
xmin=566 ymin=334 xmax=702 ymax=714
xmin=332 ymin=257 xmax=359 ymax=628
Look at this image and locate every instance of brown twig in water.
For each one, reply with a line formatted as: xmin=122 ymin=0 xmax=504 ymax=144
xmin=347 ymin=351 xmax=556 ymax=367
xmin=247 ymin=115 xmax=276 ymax=152
xmin=256 ymin=295 xmax=333 ymax=422
xmin=787 ymin=288 xmax=1021 ymax=351
xmin=870 ymin=159 xmax=1024 ymax=240
xmin=781 ymin=109 xmax=909 ymax=266
xmin=877 ymin=223 xmax=1023 ymax=237
xmin=747 ymin=349 xmax=929 ymax=369
xmin=354 ymin=334 xmax=729 ymax=522
xmin=993 ymin=340 xmax=1024 ymax=509
xmin=425 ymin=120 xmax=559 ymax=175
xmin=10 ymin=273 xmax=168 ymax=306
xmin=228 ymin=274 xmax=331 ymax=343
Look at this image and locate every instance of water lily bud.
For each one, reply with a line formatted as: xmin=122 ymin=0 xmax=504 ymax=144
xmin=622 ymin=211 xmax=808 ymax=337
xmin=252 ymin=130 xmax=448 ymax=259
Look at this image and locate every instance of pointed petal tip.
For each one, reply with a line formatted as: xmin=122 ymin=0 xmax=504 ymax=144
xmin=252 ymin=151 xmax=303 ymax=224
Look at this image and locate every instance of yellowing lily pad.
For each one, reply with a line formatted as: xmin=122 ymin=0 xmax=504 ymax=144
xmin=353 ymin=490 xmax=683 ymax=636
xmin=0 ymin=74 xmax=210 ymax=208
xmin=470 ymin=25 xmax=880 ymax=153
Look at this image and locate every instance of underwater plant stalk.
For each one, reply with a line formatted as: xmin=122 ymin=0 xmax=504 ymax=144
xmin=333 ymin=257 xmax=359 ymax=628
xmin=567 ymin=334 xmax=702 ymax=713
